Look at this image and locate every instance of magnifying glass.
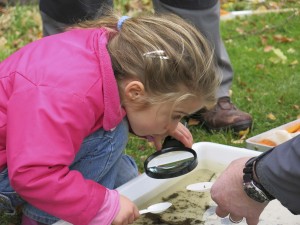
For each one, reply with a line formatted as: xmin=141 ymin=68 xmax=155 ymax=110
xmin=144 ymin=136 xmax=198 ymax=179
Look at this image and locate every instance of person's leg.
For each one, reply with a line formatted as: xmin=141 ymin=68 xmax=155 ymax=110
xmin=0 ymin=168 xmax=26 ymax=215
xmin=22 ymin=119 xmax=138 ymax=224
xmin=39 ymin=0 xmax=113 ymax=37
xmin=40 ymin=11 xmax=67 ymax=36
xmin=153 ymin=0 xmax=252 ymax=133
xmin=21 ymin=214 xmax=44 ymax=225
xmin=114 ymin=154 xmax=138 ymax=188
xmin=153 ymin=0 xmax=232 ymax=97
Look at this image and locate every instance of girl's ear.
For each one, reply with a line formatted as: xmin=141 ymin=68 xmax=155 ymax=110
xmin=124 ymin=81 xmax=145 ymax=101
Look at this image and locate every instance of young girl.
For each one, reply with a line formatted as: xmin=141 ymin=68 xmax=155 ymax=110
xmin=0 ymin=10 xmax=220 ymax=225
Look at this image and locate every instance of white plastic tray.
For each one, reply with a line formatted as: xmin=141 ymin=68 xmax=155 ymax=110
xmin=53 ymin=142 xmax=300 ymax=224
xmin=246 ymin=119 xmax=300 ymax=152
xmin=118 ymin=142 xmax=300 ymax=224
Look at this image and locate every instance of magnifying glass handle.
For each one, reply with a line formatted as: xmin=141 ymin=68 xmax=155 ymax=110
xmin=162 ymin=136 xmax=185 ymax=149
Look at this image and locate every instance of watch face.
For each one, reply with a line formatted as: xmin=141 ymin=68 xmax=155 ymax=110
xmin=243 ymin=181 xmax=269 ymax=203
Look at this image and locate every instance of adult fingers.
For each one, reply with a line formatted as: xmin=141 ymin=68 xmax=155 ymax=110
xmin=246 ymin=216 xmax=259 ymax=225
xmin=229 ymin=213 xmax=244 ymax=224
xmin=215 ymin=206 xmax=229 ymax=218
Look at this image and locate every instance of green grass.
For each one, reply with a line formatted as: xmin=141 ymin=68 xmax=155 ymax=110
xmin=0 ymin=3 xmax=41 ymax=60
xmin=0 ymin=1 xmax=299 ymax=224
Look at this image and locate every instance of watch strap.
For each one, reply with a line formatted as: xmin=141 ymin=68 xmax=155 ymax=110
xmin=244 ymin=150 xmax=275 ymax=201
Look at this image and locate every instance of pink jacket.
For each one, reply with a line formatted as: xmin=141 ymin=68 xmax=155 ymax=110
xmin=0 ymin=28 xmax=126 ymax=224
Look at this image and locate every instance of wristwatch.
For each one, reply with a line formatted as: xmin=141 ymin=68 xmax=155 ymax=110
xmin=243 ymin=155 xmax=275 ymax=203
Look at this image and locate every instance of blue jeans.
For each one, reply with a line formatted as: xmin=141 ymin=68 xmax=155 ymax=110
xmin=0 ymin=168 xmax=25 ymax=215
xmin=0 ymin=118 xmax=138 ymax=224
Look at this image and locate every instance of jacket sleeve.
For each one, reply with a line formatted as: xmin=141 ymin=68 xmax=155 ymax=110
xmin=256 ymin=135 xmax=300 ymax=214
xmin=6 ymin=84 xmax=106 ymax=225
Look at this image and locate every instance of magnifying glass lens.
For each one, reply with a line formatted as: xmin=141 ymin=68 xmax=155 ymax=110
xmin=144 ymin=147 xmax=198 ymax=179
xmin=147 ymin=151 xmax=194 ymax=171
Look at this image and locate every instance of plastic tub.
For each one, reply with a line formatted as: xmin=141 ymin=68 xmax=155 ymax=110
xmin=117 ymin=142 xmax=300 ymax=224
xmin=246 ymin=119 xmax=300 ymax=152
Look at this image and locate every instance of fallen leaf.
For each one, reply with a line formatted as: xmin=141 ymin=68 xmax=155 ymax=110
xmin=256 ymin=64 xmax=265 ymax=70
xmin=293 ymin=105 xmax=299 ymax=110
xmin=188 ymin=118 xmax=201 ymax=126
xmin=287 ymin=48 xmax=296 ymax=54
xmin=269 ymin=48 xmax=287 ymax=64
xmin=231 ymin=139 xmax=245 ymax=144
xmin=264 ymin=45 xmax=273 ymax=52
xmin=260 ymin=35 xmax=268 ymax=45
xmin=289 ymin=60 xmax=298 ymax=66
xmin=0 ymin=36 xmax=7 ymax=49
xmin=267 ymin=113 xmax=276 ymax=120
xmin=268 ymin=1 xmax=280 ymax=10
xmin=256 ymin=5 xmax=268 ymax=11
xmin=269 ymin=56 xmax=280 ymax=64
xmin=238 ymin=128 xmax=250 ymax=137
xmin=273 ymin=34 xmax=294 ymax=43
xmin=246 ymin=96 xmax=253 ymax=102
xmin=236 ymin=27 xmax=244 ymax=35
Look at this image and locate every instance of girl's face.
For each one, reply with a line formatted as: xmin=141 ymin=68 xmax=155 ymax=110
xmin=122 ymin=81 xmax=203 ymax=139
xmin=126 ymin=98 xmax=202 ymax=138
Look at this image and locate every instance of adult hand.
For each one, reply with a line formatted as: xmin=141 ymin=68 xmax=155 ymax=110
xmin=112 ymin=195 xmax=139 ymax=225
xmin=210 ymin=157 xmax=268 ymax=225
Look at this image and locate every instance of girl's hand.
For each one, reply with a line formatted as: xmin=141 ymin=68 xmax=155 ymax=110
xmin=152 ymin=122 xmax=193 ymax=150
xmin=112 ymin=195 xmax=139 ymax=225
xmin=168 ymin=122 xmax=193 ymax=148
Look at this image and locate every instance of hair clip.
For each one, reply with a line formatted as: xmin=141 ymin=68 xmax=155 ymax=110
xmin=143 ymin=50 xmax=169 ymax=59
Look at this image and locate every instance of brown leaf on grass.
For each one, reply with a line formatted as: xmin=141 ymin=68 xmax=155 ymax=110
xmin=231 ymin=139 xmax=245 ymax=144
xmin=0 ymin=10 xmax=11 ymax=30
xmin=138 ymin=145 xmax=146 ymax=151
xmin=231 ymin=128 xmax=249 ymax=144
xmin=289 ymin=60 xmax=298 ymax=66
xmin=287 ymin=48 xmax=296 ymax=54
xmin=256 ymin=5 xmax=268 ymax=11
xmin=0 ymin=36 xmax=7 ymax=49
xmin=269 ymin=48 xmax=287 ymax=64
xmin=246 ymin=96 xmax=253 ymax=102
xmin=273 ymin=34 xmax=294 ymax=43
xmin=236 ymin=76 xmax=247 ymax=87
xmin=293 ymin=105 xmax=299 ymax=110
xmin=260 ymin=35 xmax=268 ymax=45
xmin=235 ymin=27 xmax=244 ymax=35
xmin=267 ymin=113 xmax=276 ymax=121
xmin=0 ymin=7 xmax=6 ymax=14
xmin=239 ymin=128 xmax=250 ymax=138
xmin=256 ymin=64 xmax=265 ymax=70
xmin=264 ymin=45 xmax=273 ymax=52
xmin=188 ymin=118 xmax=201 ymax=126
xmin=268 ymin=1 xmax=281 ymax=10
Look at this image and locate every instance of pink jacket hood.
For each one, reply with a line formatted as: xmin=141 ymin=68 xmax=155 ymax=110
xmin=0 ymin=28 xmax=126 ymax=224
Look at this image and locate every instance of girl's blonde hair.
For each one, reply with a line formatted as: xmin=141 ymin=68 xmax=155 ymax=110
xmin=75 ymin=10 xmax=221 ymax=109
